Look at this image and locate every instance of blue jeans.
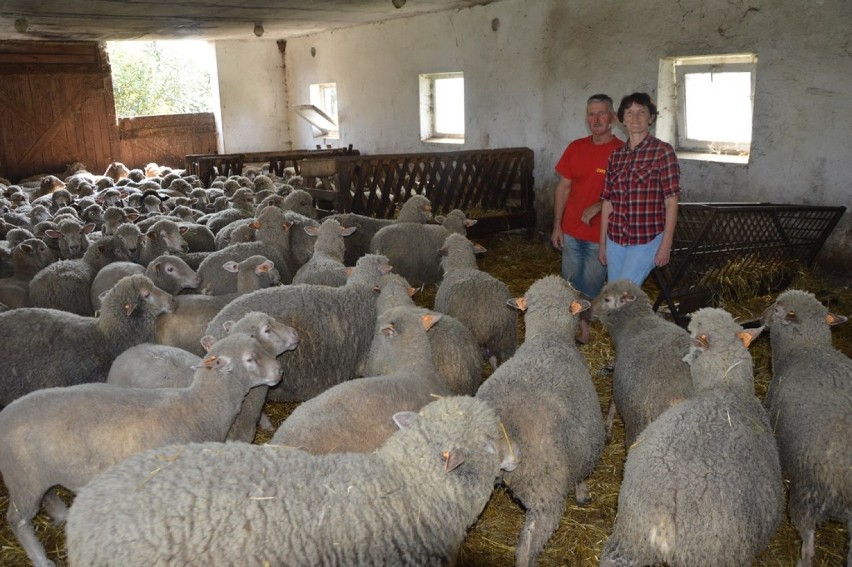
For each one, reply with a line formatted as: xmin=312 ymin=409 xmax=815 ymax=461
xmin=561 ymin=234 xmax=607 ymax=298
xmin=605 ymin=232 xmax=663 ymax=286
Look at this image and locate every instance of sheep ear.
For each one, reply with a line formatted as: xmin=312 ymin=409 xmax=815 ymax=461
xmin=826 ymin=312 xmax=847 ymax=326
xmin=82 ymin=223 xmax=96 ymax=234
xmin=222 ymin=261 xmax=240 ymax=273
xmin=619 ymin=292 xmax=636 ymax=306
xmin=145 ymin=230 xmax=158 ymax=241
xmin=178 ymin=226 xmax=189 ymax=234
xmin=438 ymin=246 xmax=449 ymax=257
xmin=257 ymin=261 xmax=273 ymax=274
xmin=249 ymin=220 xmax=261 ymax=230
xmin=736 ymin=327 xmax=763 ymax=348
xmin=19 ymin=243 xmax=33 ymax=254
xmin=464 ymin=219 xmax=478 ymax=228
xmin=198 ymin=353 xmax=228 ymax=370
xmin=124 ymin=302 xmax=137 ymax=317
xmin=472 ymin=243 xmax=487 ymax=254
xmin=44 ymin=229 xmax=61 ymax=239
xmin=343 ymin=266 xmax=354 ymax=277
xmin=340 ymin=226 xmax=357 ymax=237
xmin=392 ymin=411 xmax=418 ymax=430
xmin=407 ymin=286 xmax=417 ymax=297
xmin=380 ymin=321 xmax=397 ymax=337
xmin=782 ymin=310 xmax=797 ymax=325
xmin=441 ymin=448 xmax=466 ymax=472
xmin=507 ymin=297 xmax=527 ymax=312
xmin=434 ymin=215 xmax=447 ymax=225
xmin=200 ymin=335 xmax=217 ymax=352
xmin=281 ymin=221 xmax=293 ymax=232
xmin=150 ymin=261 xmax=162 ymax=273
xmin=570 ymin=299 xmax=591 ymax=315
xmin=421 ymin=312 xmax=442 ymax=330
xmin=303 ymin=225 xmax=320 ymax=237
xmin=379 ymin=264 xmax=393 ymax=275
xmin=126 ymin=212 xmax=140 ymax=222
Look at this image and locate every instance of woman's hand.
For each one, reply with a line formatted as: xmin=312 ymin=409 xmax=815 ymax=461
xmin=654 ymin=245 xmax=671 ymax=267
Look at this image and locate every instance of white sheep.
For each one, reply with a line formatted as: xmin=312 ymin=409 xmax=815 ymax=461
xmin=66 ymin=396 xmax=510 ymax=566
xmin=761 ymin=289 xmax=852 ymax=567
xmin=589 ymin=278 xmax=693 ymax=446
xmin=89 ymin=254 xmax=201 ymax=312
xmin=291 ymin=217 xmax=356 ymax=287
xmin=0 ymin=273 xmax=175 ymax=407
xmin=600 ymin=308 xmax=783 ymax=567
xmin=0 ymin=331 xmax=282 ymax=567
xmin=476 ymin=275 xmax=605 ymax=567
xmin=270 ymin=306 xmax=453 ymax=453
xmin=434 ymin=232 xmax=517 ymax=369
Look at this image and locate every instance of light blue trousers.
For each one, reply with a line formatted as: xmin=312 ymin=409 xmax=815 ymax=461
xmin=605 ymin=232 xmax=663 ymax=287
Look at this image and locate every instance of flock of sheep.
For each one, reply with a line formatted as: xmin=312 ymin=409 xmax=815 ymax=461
xmin=0 ymin=160 xmax=849 ymax=567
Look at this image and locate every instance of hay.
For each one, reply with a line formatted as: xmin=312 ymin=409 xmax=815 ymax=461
xmin=0 ymin=230 xmax=848 ymax=566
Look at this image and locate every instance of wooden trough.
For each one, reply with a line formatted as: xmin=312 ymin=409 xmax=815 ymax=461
xmin=652 ymin=202 xmax=847 ymax=326
xmin=302 ymin=147 xmax=537 ymax=238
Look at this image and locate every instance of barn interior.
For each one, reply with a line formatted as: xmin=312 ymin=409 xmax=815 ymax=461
xmin=0 ymin=0 xmax=850 ymax=565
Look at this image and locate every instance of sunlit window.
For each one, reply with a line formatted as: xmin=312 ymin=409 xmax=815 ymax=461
xmin=419 ymin=72 xmax=464 ymax=143
xmin=310 ymin=82 xmax=339 ymax=138
xmin=672 ymin=54 xmax=757 ymax=158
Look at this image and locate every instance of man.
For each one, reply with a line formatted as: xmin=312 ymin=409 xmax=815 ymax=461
xmin=550 ymin=94 xmax=623 ymax=342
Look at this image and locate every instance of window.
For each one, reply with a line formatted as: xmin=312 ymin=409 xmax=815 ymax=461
xmin=419 ymin=72 xmax=464 ymax=143
xmin=310 ymin=82 xmax=339 ymax=139
xmin=658 ymin=54 xmax=757 ymax=163
xmin=106 ymin=40 xmax=215 ymax=118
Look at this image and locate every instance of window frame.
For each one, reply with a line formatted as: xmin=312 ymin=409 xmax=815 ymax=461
xmin=419 ymin=72 xmax=465 ymax=144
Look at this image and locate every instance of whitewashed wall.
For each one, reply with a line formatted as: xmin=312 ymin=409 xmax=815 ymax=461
xmin=214 ymin=0 xmax=852 ymax=261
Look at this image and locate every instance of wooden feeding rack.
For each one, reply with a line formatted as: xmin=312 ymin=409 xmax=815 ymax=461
xmin=652 ymin=202 xmax=847 ymax=327
xmin=304 ymin=147 xmax=536 ymax=237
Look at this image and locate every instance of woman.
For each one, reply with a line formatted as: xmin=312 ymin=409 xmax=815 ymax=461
xmin=599 ymin=92 xmax=681 ymax=286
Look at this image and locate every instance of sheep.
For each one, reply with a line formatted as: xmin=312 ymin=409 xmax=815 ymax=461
xmin=600 ymin=307 xmax=783 ymax=567
xmin=138 ymin=217 xmax=189 ymax=266
xmin=108 ymin=311 xmax=299 ymax=442
xmin=761 ymin=289 xmax=852 ymax=567
xmin=205 ymin=253 xmax=392 ymax=403
xmin=361 ymin=273 xmax=484 ymax=395
xmin=44 ymin=218 xmax=95 ymax=259
xmin=270 ymin=305 xmax=453 ymax=453
xmin=291 ymin=217 xmax=356 ymax=287
xmin=0 ymin=332 xmax=282 ymax=567
xmin=113 ymin=221 xmax=144 ymax=262
xmin=89 ymin=254 xmax=201 ymax=312
xmin=102 ymin=160 xmax=130 ymax=182
xmin=589 ymin=278 xmax=693 ymax=447
xmin=369 ymin=207 xmax=474 ymax=286
xmin=0 ymin=273 xmax=175 ymax=407
xmin=254 ymin=206 xmax=319 ymax=276
xmin=328 ymin=193 xmax=433 ymax=266
xmin=434 ymin=233 xmax=517 ymax=369
xmin=156 ymin=255 xmax=281 ymax=355
xmin=28 ymin=234 xmax=131 ymax=315
xmin=213 ymin=217 xmax=255 ymax=249
xmin=476 ymin=275 xmax=605 ymax=567
xmin=0 ymin=238 xmax=55 ymax=309
xmin=66 ymin=395 xmax=510 ymax=567
xmin=177 ymin=221 xmax=216 ymax=252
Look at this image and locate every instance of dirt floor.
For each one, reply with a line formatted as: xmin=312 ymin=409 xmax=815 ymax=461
xmin=0 ymin=230 xmax=849 ymax=566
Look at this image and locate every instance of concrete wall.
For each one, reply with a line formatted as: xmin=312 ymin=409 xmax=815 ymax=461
xmin=214 ymin=0 xmax=852 ymax=261
xmin=214 ymin=40 xmax=291 ymax=153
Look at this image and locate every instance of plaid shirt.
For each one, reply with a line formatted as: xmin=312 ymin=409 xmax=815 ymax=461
xmin=601 ymin=134 xmax=681 ymax=245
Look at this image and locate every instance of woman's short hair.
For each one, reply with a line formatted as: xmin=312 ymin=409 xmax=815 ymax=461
xmin=617 ymin=92 xmax=658 ymax=122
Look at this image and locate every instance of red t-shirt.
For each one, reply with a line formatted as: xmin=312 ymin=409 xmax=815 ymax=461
xmin=555 ymin=136 xmax=625 ymax=242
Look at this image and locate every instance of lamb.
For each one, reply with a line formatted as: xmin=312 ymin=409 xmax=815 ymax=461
xmin=205 ymin=253 xmax=392 ymax=402
xmin=281 ymin=187 xmax=318 ymax=219
xmin=0 ymin=332 xmax=282 ymax=567
xmin=138 ymin=217 xmax=189 ymax=265
xmin=761 ymin=289 xmax=852 ymax=567
xmin=328 ymin=193 xmax=433 ymax=266
xmin=360 ymin=273 xmax=484 ymax=395
xmin=291 ymin=217 xmax=356 ymax=287
xmin=28 ymin=234 xmax=131 ymax=315
xmin=476 ymin=275 xmax=605 ymax=567
xmin=600 ymin=308 xmax=783 ymax=567
xmin=44 ymin=218 xmax=95 ymax=259
xmin=589 ymin=278 xmax=693 ymax=447
xmin=434 ymin=233 xmax=517 ymax=369
xmin=89 ymin=254 xmax=201 ymax=312
xmin=156 ymin=255 xmax=281 ymax=355
xmin=0 ymin=238 xmax=55 ymax=309
xmin=66 ymin=395 xmax=509 ymax=567
xmin=370 ymin=208 xmax=473 ymax=286
xmin=0 ymin=273 xmax=175 ymax=407
xmin=270 ymin=306 xmax=454 ymax=453
xmin=113 ymin=221 xmax=144 ymax=262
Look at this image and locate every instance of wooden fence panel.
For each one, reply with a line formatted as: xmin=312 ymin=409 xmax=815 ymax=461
xmin=119 ymin=113 xmax=217 ymax=171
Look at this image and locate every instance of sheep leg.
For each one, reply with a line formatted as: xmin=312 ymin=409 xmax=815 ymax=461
xmin=574 ymin=480 xmax=591 ymax=506
xmin=794 ymin=524 xmax=815 ymax=567
xmin=605 ymin=399 xmax=617 ymax=442
xmin=41 ymin=488 xmax=69 ymax=525
xmin=7 ymin=499 xmax=55 ymax=567
xmin=514 ymin=508 xmax=562 ymax=567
